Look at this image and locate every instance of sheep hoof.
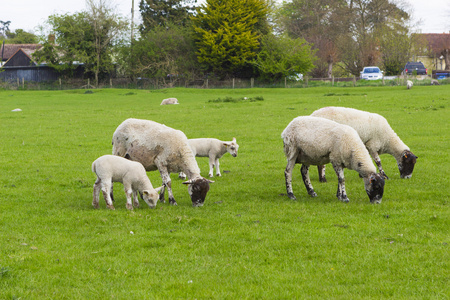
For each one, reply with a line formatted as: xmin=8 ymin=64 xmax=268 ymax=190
xmin=107 ymin=204 xmax=115 ymax=210
xmin=92 ymin=202 xmax=99 ymax=209
xmin=319 ymin=177 xmax=327 ymax=183
xmin=340 ymin=198 xmax=350 ymax=203
xmin=287 ymin=193 xmax=297 ymax=200
xmin=133 ymin=202 xmax=140 ymax=208
xmin=216 ymin=174 xmax=221 ymax=177
xmin=169 ymin=200 xmax=178 ymax=206
xmin=126 ymin=203 xmax=133 ymax=210
xmin=209 ymin=174 xmax=214 ymax=177
xmin=309 ymin=191 xmax=318 ymax=197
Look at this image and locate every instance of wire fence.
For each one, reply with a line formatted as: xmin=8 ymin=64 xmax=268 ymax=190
xmin=0 ymin=75 xmax=448 ymax=90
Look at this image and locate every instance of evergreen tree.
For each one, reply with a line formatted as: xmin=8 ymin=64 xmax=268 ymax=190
xmin=191 ymin=0 xmax=269 ymax=78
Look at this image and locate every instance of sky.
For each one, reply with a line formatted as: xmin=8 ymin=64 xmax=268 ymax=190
xmin=1 ymin=0 xmax=449 ymax=35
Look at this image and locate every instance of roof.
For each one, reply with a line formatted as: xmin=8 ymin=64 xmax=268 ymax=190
xmin=0 ymin=44 xmax=41 ymax=61
xmin=419 ymin=33 xmax=450 ymax=55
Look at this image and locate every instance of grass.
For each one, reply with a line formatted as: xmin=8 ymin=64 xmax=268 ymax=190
xmin=0 ymin=86 xmax=448 ymax=299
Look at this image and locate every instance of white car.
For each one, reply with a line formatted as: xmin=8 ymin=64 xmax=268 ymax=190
xmin=360 ymin=66 xmax=383 ymax=80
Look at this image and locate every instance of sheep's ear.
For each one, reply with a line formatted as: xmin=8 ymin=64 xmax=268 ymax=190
xmin=207 ymin=179 xmax=214 ymax=183
xmin=154 ymin=186 xmax=163 ymax=193
xmin=182 ymin=180 xmax=193 ymax=185
xmin=223 ymin=142 xmax=230 ymax=147
xmin=232 ymin=137 xmax=236 ymax=142
xmin=143 ymin=191 xmax=149 ymax=195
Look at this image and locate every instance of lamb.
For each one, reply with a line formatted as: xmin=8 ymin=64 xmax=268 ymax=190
xmin=311 ymin=106 xmax=417 ymax=180
xmin=160 ymin=98 xmax=179 ymax=105
xmin=431 ymin=79 xmax=440 ymax=85
xmin=178 ymin=137 xmax=239 ymax=179
xmin=112 ymin=118 xmax=213 ymax=207
xmin=406 ymin=80 xmax=413 ymax=89
xmin=282 ymin=116 xmax=385 ymax=203
xmin=92 ymin=155 xmax=162 ymax=210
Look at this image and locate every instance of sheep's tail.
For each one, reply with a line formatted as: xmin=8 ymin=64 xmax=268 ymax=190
xmin=91 ymin=161 xmax=97 ymax=173
xmin=281 ymin=133 xmax=296 ymax=159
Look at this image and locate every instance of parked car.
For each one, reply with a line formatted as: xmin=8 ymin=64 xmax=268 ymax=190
xmin=402 ymin=62 xmax=427 ymax=75
xmin=360 ymin=66 xmax=383 ymax=80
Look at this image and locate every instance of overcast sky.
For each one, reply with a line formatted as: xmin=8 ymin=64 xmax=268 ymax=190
xmin=2 ymin=0 xmax=449 ymax=34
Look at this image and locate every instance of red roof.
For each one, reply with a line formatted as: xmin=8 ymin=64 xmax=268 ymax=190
xmin=1 ymin=44 xmax=41 ymax=61
xmin=420 ymin=33 xmax=450 ymax=55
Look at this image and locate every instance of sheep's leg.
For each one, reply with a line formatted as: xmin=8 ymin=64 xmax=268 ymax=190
xmin=109 ymin=182 xmax=115 ymax=202
xmin=124 ymin=185 xmax=134 ymax=210
xmin=208 ymin=156 xmax=215 ymax=177
xmin=160 ymin=168 xmax=177 ymax=205
xmin=214 ymin=158 xmax=221 ymax=177
xmin=101 ymin=181 xmax=115 ymax=210
xmin=318 ymin=165 xmax=327 ymax=182
xmin=301 ymin=165 xmax=317 ymax=197
xmin=332 ymin=164 xmax=349 ymax=202
xmin=284 ymin=158 xmax=297 ymax=200
xmin=92 ymin=177 xmax=101 ymax=209
xmin=371 ymin=152 xmax=389 ymax=179
xmin=133 ymin=190 xmax=140 ymax=208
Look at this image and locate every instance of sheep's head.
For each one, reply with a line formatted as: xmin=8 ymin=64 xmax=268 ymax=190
xmin=183 ymin=177 xmax=214 ymax=207
xmin=398 ymin=150 xmax=417 ymax=179
xmin=364 ymin=173 xmax=385 ymax=204
xmin=224 ymin=137 xmax=239 ymax=157
xmin=142 ymin=186 xmax=163 ymax=208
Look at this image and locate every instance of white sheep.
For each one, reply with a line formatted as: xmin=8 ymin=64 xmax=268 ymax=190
xmin=311 ymin=106 xmax=417 ymax=180
xmin=282 ymin=116 xmax=385 ymax=203
xmin=92 ymin=155 xmax=162 ymax=210
xmin=406 ymin=80 xmax=413 ymax=89
xmin=178 ymin=138 xmax=239 ymax=179
xmin=160 ymin=98 xmax=179 ymax=105
xmin=112 ymin=118 xmax=213 ymax=207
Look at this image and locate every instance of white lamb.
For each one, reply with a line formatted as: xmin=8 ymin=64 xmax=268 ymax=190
xmin=112 ymin=118 xmax=213 ymax=207
xmin=178 ymin=137 xmax=239 ymax=179
xmin=282 ymin=116 xmax=385 ymax=203
xmin=406 ymin=80 xmax=413 ymax=89
xmin=311 ymin=106 xmax=417 ymax=180
xmin=160 ymin=98 xmax=179 ymax=105
xmin=92 ymin=155 xmax=162 ymax=210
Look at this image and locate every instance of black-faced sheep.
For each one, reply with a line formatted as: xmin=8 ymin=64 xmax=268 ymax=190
xmin=282 ymin=116 xmax=385 ymax=203
xmin=92 ymin=155 xmax=162 ymax=210
xmin=112 ymin=118 xmax=213 ymax=207
xmin=311 ymin=106 xmax=417 ymax=180
xmin=179 ymin=137 xmax=239 ymax=179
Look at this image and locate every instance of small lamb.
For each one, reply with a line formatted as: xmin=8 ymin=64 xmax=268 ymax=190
xmin=92 ymin=155 xmax=162 ymax=210
xmin=161 ymin=98 xmax=179 ymax=105
xmin=406 ymin=80 xmax=413 ymax=89
xmin=179 ymin=138 xmax=239 ymax=178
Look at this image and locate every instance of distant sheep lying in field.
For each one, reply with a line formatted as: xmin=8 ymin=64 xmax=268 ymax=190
xmin=179 ymin=137 xmax=239 ymax=179
xmin=161 ymin=98 xmax=179 ymax=105
xmin=406 ymin=80 xmax=413 ymax=89
xmin=282 ymin=116 xmax=385 ymax=203
xmin=311 ymin=106 xmax=417 ymax=180
xmin=112 ymin=118 xmax=213 ymax=207
xmin=92 ymin=155 xmax=162 ymax=210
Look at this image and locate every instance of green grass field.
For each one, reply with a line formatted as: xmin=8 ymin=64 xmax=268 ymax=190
xmin=0 ymin=86 xmax=448 ymax=299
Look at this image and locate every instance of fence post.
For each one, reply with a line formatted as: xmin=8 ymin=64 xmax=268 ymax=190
xmin=59 ymin=78 xmax=62 ymax=89
xmin=232 ymin=78 xmax=235 ymax=89
xmin=22 ymin=78 xmax=24 ymax=89
xmin=285 ymin=77 xmax=287 ymax=88
xmin=110 ymin=78 xmax=112 ymax=88
xmin=206 ymin=79 xmax=209 ymax=89
xmin=353 ymin=75 xmax=356 ymax=87
xmin=251 ymin=78 xmax=254 ymax=88
xmin=305 ymin=76 xmax=308 ymax=88
xmin=332 ymin=76 xmax=334 ymax=86
xmin=17 ymin=78 xmax=20 ymax=88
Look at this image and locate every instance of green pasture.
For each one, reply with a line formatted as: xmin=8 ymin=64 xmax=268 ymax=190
xmin=0 ymin=86 xmax=448 ymax=299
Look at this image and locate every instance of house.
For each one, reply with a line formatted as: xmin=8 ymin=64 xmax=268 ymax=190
xmin=0 ymin=43 xmax=60 ymax=82
xmin=414 ymin=33 xmax=450 ymax=72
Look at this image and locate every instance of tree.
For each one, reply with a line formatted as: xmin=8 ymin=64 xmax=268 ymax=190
xmin=254 ymin=34 xmax=316 ymax=80
xmin=191 ymin=0 xmax=269 ymax=78
xmin=124 ymin=23 xmax=200 ymax=81
xmin=34 ymin=0 xmax=127 ymax=84
xmin=139 ymin=0 xmax=198 ymax=34
xmin=377 ymin=24 xmax=412 ymax=75
xmin=5 ymin=29 xmax=39 ymax=44
xmin=0 ymin=20 xmax=11 ymax=38
xmin=277 ymin=0 xmax=348 ymax=78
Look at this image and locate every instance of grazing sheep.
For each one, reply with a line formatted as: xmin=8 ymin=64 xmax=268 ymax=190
xmin=311 ymin=106 xmax=417 ymax=180
xmin=179 ymin=138 xmax=239 ymax=179
xmin=431 ymin=79 xmax=440 ymax=85
xmin=92 ymin=155 xmax=162 ymax=210
xmin=112 ymin=118 xmax=213 ymax=207
xmin=406 ymin=80 xmax=413 ymax=89
xmin=160 ymin=98 xmax=179 ymax=105
xmin=282 ymin=116 xmax=385 ymax=203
